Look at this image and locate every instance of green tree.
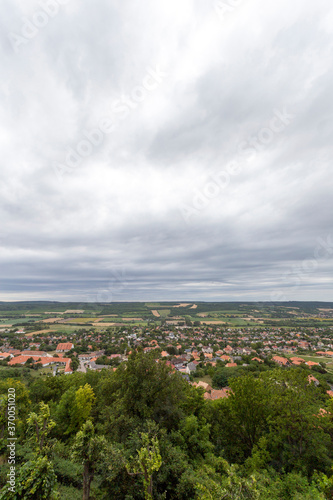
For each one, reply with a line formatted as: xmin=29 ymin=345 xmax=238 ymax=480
xmin=56 ymin=383 xmax=96 ymax=436
xmin=262 ymin=368 xmax=331 ymax=474
xmin=178 ymin=415 xmax=213 ymax=462
xmin=0 ymin=379 xmax=31 ymax=447
xmin=0 ymin=403 xmax=59 ymax=500
xmin=71 ymin=419 xmax=107 ymax=500
xmin=0 ymin=455 xmax=59 ymax=500
xmin=99 ymin=350 xmax=187 ymax=437
xmin=70 ymin=357 xmax=80 ymax=372
xmin=195 ymin=460 xmax=259 ymax=500
xmin=208 ymin=374 xmax=270 ymax=462
xmin=212 ymin=369 xmax=228 ymax=388
xmin=126 ymin=432 xmax=162 ymax=500
xmin=27 ymin=402 xmax=56 ymax=454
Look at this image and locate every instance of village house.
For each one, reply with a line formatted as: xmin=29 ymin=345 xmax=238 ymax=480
xmin=272 ymin=356 xmax=290 ymax=367
xmin=0 ymin=352 xmax=13 ymax=360
xmin=8 ymin=354 xmax=72 ymax=374
xmin=308 ymin=374 xmax=320 ymax=386
xmin=22 ymin=350 xmax=48 ymax=357
xmin=290 ymin=356 xmax=305 ymax=365
xmin=187 ymin=361 xmax=199 ymax=373
xmin=56 ymin=342 xmax=74 ymax=352
xmin=204 ymin=388 xmax=230 ymax=400
xmin=193 ymin=381 xmax=212 ymax=392
xmin=305 ymin=361 xmax=320 ymax=368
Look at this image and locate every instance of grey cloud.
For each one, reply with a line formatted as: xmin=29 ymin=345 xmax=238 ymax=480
xmin=0 ymin=0 xmax=333 ymax=301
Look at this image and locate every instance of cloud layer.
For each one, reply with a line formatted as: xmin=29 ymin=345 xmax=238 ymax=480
xmin=1 ymin=0 xmax=333 ymax=302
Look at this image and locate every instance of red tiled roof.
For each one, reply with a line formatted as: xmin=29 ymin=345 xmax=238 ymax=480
xmin=21 ymin=350 xmax=47 ymax=357
xmin=56 ymin=343 xmax=73 ymax=351
xmin=305 ymin=361 xmax=319 ymax=367
xmin=195 ymin=381 xmax=212 ymax=391
xmin=8 ymin=356 xmax=28 ymax=365
xmin=219 ymin=355 xmax=230 ymax=361
xmin=8 ymin=354 xmax=72 ymax=373
xmin=205 ymin=388 xmax=230 ymax=400
xmin=272 ymin=356 xmax=290 ymax=366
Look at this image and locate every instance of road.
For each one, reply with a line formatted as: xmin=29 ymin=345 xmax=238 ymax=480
xmin=77 ymin=360 xmax=87 ymax=373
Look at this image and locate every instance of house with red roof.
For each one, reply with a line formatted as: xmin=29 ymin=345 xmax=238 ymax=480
xmin=251 ymin=357 xmax=263 ymax=363
xmin=204 ymin=388 xmax=230 ymax=400
xmin=305 ymin=361 xmax=319 ymax=368
xmin=308 ymin=374 xmax=320 ymax=386
xmin=0 ymin=352 xmax=13 ymax=360
xmin=272 ymin=356 xmax=290 ymax=367
xmin=290 ymin=357 xmax=305 ymax=365
xmin=219 ymin=355 xmax=231 ymax=362
xmin=56 ymin=342 xmax=74 ymax=352
xmin=8 ymin=354 xmax=72 ymax=373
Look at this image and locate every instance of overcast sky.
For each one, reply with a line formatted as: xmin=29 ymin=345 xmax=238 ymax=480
xmin=0 ymin=0 xmax=333 ymax=303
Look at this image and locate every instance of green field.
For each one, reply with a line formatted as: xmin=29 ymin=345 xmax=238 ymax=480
xmin=1 ymin=301 xmax=333 ymax=332
xmin=285 ymin=354 xmax=333 ymax=374
xmin=158 ymin=309 xmax=171 ymax=317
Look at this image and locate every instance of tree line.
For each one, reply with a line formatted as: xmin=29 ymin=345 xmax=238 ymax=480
xmin=1 ymin=349 xmax=333 ymax=499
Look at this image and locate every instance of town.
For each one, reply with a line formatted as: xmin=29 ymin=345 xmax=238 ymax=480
xmin=2 ymin=301 xmax=333 ymax=400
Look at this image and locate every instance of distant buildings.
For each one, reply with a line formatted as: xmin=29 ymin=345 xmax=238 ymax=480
xmin=8 ymin=353 xmax=72 ymax=374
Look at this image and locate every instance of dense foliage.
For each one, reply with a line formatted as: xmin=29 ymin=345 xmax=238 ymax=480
xmin=1 ymin=350 xmax=333 ymax=499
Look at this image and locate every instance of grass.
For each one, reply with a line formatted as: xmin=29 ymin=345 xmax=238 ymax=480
xmin=0 ymin=365 xmax=54 ymax=377
xmin=51 ymin=325 xmax=90 ymax=333
xmin=158 ymin=309 xmax=171 ymax=317
xmin=29 ymin=366 xmax=54 ymax=377
xmin=285 ymin=354 xmax=333 ymax=375
xmin=66 ymin=318 xmax=97 ymax=324
xmin=0 ymin=318 xmax=35 ymax=325
xmin=299 ymin=355 xmax=333 ymax=374
xmin=285 ymin=354 xmax=333 ymax=363
xmin=0 ymin=365 xmax=13 ymax=373
xmin=58 ymin=485 xmax=82 ymax=500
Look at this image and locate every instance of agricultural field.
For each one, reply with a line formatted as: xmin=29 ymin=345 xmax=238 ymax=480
xmin=1 ymin=301 xmax=333 ymax=333
xmin=157 ymin=309 xmax=171 ymax=317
